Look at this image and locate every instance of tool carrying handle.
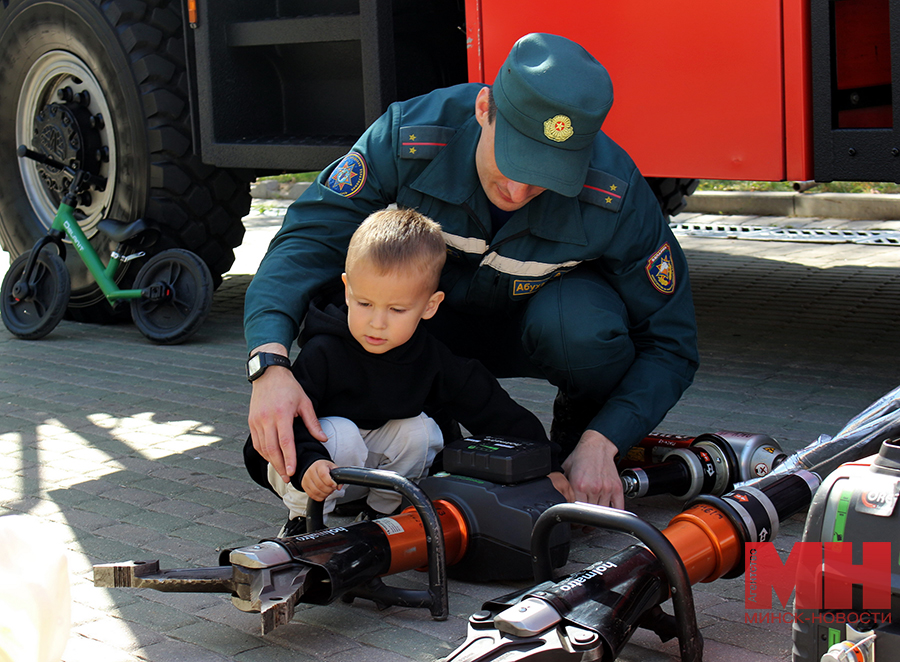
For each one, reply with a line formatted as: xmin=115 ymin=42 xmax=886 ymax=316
xmin=306 ymin=467 xmax=449 ymax=620
xmin=531 ymin=503 xmax=702 ymax=662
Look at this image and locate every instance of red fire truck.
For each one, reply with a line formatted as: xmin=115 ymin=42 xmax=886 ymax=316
xmin=0 ymin=0 xmax=891 ymax=320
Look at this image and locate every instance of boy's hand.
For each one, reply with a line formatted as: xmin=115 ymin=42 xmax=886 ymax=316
xmin=248 ymin=343 xmax=327 ymax=484
xmin=301 ymin=460 xmax=340 ymax=501
xmin=548 ymin=471 xmax=574 ymax=502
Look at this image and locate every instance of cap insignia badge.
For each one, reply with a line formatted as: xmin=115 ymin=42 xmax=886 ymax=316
xmin=544 ymin=115 xmax=574 ymax=142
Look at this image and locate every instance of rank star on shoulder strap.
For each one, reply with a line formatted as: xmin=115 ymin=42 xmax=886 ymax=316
xmin=399 ymin=125 xmax=457 ymax=160
xmin=578 ymin=168 xmax=628 ymax=212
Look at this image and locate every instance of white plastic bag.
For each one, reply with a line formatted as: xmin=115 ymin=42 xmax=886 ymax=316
xmin=0 ymin=515 xmax=71 ymax=662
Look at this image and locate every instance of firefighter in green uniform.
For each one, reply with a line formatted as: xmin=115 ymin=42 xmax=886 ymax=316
xmin=244 ymin=33 xmax=699 ymax=509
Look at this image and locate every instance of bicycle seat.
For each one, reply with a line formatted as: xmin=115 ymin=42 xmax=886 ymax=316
xmin=97 ymin=218 xmax=160 ymax=247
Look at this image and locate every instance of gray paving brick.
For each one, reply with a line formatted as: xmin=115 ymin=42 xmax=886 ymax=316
xmin=75 ymin=616 xmax=166 ymax=651
xmin=355 ymin=624 xmax=458 ymax=661
xmin=93 ymin=485 xmax=169 ymax=508
xmin=76 ymin=535 xmax=152 ymax=564
xmin=140 ymin=535 xmax=222 ymax=566
xmin=132 ymin=637 xmax=236 ymax=662
xmin=4 ymin=213 xmax=899 ymax=662
xmin=194 ymin=510 xmax=270 ymax=535
xmin=62 ymin=634 xmax=143 ymax=662
xmin=70 ymin=581 xmax=140 ymax=611
xmin=701 ymin=618 xmax=793 ymax=657
xmin=145 ymin=497 xmax=216 ymax=519
xmin=169 ymin=521 xmax=249 ymax=550
xmin=231 ymin=645 xmax=319 ymax=662
xmin=247 ymin=619 xmax=361 ymax=657
xmin=167 ymin=620 xmax=265 ymax=657
xmin=224 ymin=496 xmax=282 ymax=524
xmin=137 ymin=589 xmax=230 ymax=615
xmin=383 ymin=608 xmax=470 ymax=642
xmin=77 ymin=496 xmax=145 ymax=521
xmin=291 ymin=602 xmax=397 ymax=638
xmin=93 ymin=523 xmax=168 ymax=548
xmin=98 ymin=510 xmax=190 ymax=546
xmin=165 ymin=488 xmax=241 ymax=515
xmin=187 ymin=474 xmax=259 ymax=496
xmin=129 ymin=475 xmax=198 ymax=497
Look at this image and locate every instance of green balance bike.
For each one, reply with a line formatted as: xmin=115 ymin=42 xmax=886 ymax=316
xmin=2 ymin=145 xmax=213 ymax=344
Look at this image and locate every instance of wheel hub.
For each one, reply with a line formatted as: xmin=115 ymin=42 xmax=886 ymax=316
xmin=17 ymin=50 xmax=117 ymax=236
xmin=32 ymin=99 xmax=104 ymax=202
xmin=11 ymin=279 xmax=31 ymax=301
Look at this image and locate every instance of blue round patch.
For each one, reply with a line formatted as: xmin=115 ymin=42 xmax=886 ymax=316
xmin=326 ymin=152 xmax=367 ymax=198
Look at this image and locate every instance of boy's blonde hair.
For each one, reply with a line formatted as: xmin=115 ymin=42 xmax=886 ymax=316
xmin=346 ymin=208 xmax=446 ymax=292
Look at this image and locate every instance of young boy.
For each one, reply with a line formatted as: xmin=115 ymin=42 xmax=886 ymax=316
xmin=244 ymin=208 xmax=570 ymax=536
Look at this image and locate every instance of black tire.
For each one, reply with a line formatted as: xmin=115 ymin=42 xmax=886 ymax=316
xmin=645 ymin=177 xmax=700 ymax=218
xmin=0 ymin=0 xmax=251 ymax=323
xmin=1 ymin=249 xmax=71 ymax=339
xmin=130 ymin=248 xmax=212 ymax=344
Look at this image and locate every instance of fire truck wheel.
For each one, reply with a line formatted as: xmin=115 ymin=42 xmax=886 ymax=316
xmin=0 ymin=0 xmax=251 ymax=323
xmin=646 ymin=177 xmax=700 ymax=218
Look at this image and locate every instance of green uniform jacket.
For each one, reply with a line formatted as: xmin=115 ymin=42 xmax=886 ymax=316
xmin=245 ymin=84 xmax=699 ymax=452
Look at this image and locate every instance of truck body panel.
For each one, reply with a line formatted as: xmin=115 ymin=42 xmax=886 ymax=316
xmin=1 ymin=0 xmax=897 ymax=321
xmin=467 ymin=0 xmax=819 ymax=182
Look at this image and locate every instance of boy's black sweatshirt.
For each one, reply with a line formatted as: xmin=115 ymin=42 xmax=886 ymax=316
xmin=244 ymin=301 xmax=559 ymax=492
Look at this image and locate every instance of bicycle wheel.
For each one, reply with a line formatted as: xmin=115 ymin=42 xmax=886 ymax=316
xmin=1 ymin=249 xmax=70 ymax=339
xmin=131 ymin=249 xmax=213 ymax=344
xmin=1 ymin=0 xmax=251 ymax=322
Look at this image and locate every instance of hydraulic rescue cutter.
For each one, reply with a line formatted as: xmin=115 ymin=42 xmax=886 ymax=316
xmin=92 ymin=385 xmax=900 ymax=661
xmin=93 ymin=437 xmax=572 ymax=634
xmin=442 ymin=469 xmax=821 ymax=662
xmin=620 ymin=430 xmax=787 ymax=500
xmin=443 ymin=385 xmax=900 ymax=662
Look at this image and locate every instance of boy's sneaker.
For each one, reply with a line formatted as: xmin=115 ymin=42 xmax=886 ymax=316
xmin=277 ymin=516 xmax=308 ymax=538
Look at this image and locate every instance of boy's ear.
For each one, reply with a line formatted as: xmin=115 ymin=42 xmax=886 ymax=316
xmin=421 ymin=290 xmax=445 ymax=320
xmin=341 ymin=273 xmax=350 ymax=304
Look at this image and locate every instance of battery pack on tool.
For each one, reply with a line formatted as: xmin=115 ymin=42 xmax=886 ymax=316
xmin=442 ymin=436 xmax=551 ymax=484
xmin=419 ymin=472 xmax=570 ymax=581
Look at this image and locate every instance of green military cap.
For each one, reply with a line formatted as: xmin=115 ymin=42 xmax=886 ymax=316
xmin=492 ymin=33 xmax=613 ymax=197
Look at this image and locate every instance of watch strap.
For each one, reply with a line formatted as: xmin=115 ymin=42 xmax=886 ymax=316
xmin=247 ymin=352 xmax=292 ymax=382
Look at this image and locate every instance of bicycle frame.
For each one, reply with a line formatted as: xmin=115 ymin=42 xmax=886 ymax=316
xmin=6 ymin=145 xmax=213 ymax=344
xmin=16 ymin=144 xmax=148 ymax=305
xmin=50 ymin=200 xmax=144 ymax=304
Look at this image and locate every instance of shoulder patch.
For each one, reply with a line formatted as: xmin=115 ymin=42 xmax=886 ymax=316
xmin=579 ymin=168 xmax=628 ymax=212
xmin=646 ymin=243 xmax=676 ymax=294
xmin=326 ymin=152 xmax=367 ymax=198
xmin=399 ymin=125 xmax=456 ymax=160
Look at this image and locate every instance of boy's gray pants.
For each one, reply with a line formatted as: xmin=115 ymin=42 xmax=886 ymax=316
xmin=267 ymin=414 xmax=443 ymax=519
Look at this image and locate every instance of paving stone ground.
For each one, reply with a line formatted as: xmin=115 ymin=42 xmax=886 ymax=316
xmin=2 ymin=203 xmax=900 ymax=661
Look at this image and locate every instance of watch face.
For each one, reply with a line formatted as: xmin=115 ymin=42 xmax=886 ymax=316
xmin=248 ymin=354 xmax=262 ymax=378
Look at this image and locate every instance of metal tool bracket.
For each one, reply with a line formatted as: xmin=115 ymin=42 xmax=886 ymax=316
xmin=306 ymin=467 xmax=449 ymax=620
xmin=531 ymin=502 xmax=703 ymax=662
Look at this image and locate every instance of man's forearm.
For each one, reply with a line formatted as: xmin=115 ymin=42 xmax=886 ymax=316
xmin=250 ymin=342 xmax=289 ymax=358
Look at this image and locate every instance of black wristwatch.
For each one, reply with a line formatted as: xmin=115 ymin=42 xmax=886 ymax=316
xmin=247 ymin=352 xmax=292 ymax=382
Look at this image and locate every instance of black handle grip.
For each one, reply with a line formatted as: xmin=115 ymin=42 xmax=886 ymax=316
xmin=17 ymin=145 xmax=68 ymax=171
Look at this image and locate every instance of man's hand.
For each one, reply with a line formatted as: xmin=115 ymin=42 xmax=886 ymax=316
xmin=548 ymin=471 xmax=574 ymax=502
xmin=248 ymin=343 xmax=327 ymax=484
xmin=301 ymin=459 xmax=340 ymax=501
xmin=561 ymin=430 xmax=624 ymax=509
